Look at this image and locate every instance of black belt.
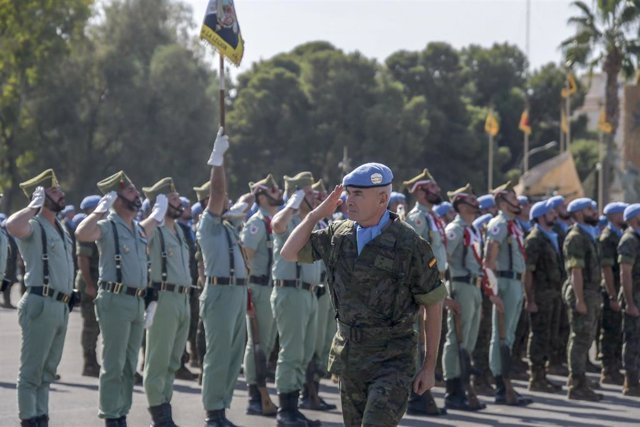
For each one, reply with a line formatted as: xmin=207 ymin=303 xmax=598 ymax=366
xmin=207 ymin=276 xmax=247 ymax=286
xmin=337 ymin=319 xmax=414 ymax=344
xmin=151 ymin=282 xmax=193 ymax=295
xmin=496 ymin=271 xmax=523 ymax=281
xmin=249 ymin=275 xmax=270 ymax=286
xmin=98 ymin=281 xmax=147 ymax=298
xmin=28 ymin=286 xmax=72 ymax=304
xmin=450 ymin=275 xmax=477 ymax=285
xmin=275 ymin=279 xmax=316 ymax=292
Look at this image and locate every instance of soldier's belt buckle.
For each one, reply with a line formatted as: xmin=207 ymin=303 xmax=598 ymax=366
xmin=161 ymin=283 xmax=169 ymax=291
xmin=114 ymin=254 xmax=122 ymax=262
xmin=295 ymin=279 xmax=302 ymax=289
xmin=42 ymin=286 xmax=50 ymax=297
xmin=113 ymin=283 xmax=124 ymax=294
xmin=135 ymin=288 xmax=145 ymax=297
xmin=180 ymin=286 xmax=188 ymax=294
xmin=41 ymin=254 xmax=49 ymax=261
xmin=61 ymin=294 xmax=71 ymax=304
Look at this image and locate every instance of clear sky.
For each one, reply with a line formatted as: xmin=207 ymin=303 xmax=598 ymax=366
xmin=186 ymin=0 xmax=577 ymax=75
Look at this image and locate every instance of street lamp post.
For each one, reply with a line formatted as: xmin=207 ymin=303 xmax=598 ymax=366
xmin=520 ymin=140 xmax=558 ymax=171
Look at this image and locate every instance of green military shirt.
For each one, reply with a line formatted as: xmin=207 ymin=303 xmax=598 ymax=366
xmin=240 ymin=208 xmax=272 ymax=282
xmin=406 ymin=203 xmax=447 ymax=273
xmin=599 ymin=225 xmax=622 ymax=291
xmin=486 ymin=211 xmax=526 ymax=274
xmin=617 ymin=228 xmax=640 ymax=291
xmin=273 ymin=215 xmax=322 ymax=284
xmin=445 ymin=215 xmax=481 ymax=278
xmin=298 ymin=213 xmax=446 ymax=328
xmin=15 ymin=214 xmax=74 ymax=293
xmin=524 ymin=225 xmax=565 ymax=293
xmin=0 ymin=228 xmax=7 ymax=282
xmin=96 ymin=212 xmax=148 ymax=288
xmin=75 ymin=240 xmax=99 ymax=293
xmin=563 ymin=224 xmax=601 ymax=292
xmin=197 ymin=210 xmax=247 ymax=279
xmin=148 ymin=224 xmax=191 ymax=286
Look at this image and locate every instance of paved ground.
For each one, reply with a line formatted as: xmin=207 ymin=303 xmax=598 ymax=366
xmin=1 ymin=287 xmax=639 ymax=426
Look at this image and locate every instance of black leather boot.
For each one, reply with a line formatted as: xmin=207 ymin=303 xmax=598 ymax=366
xmin=19 ymin=418 xmax=39 ymax=427
xmin=246 ymin=384 xmax=262 ymax=415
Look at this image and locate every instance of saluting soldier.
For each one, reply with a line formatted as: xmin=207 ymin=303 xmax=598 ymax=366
xmin=139 ymin=177 xmax=193 ymax=426
xmin=598 ymin=202 xmax=627 ymax=385
xmin=7 ymin=170 xmax=74 ymax=427
xmin=239 ymin=173 xmax=282 ymax=416
xmin=76 ymin=171 xmax=164 ymax=426
xmin=562 ymin=198 xmax=603 ymax=401
xmin=197 ymin=128 xmax=248 ymax=427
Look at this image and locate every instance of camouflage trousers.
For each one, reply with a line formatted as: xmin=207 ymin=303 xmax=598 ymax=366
xmin=623 ymin=292 xmax=640 ymax=372
xmin=564 ymin=289 xmax=601 ymax=376
xmin=472 ymin=294 xmax=493 ymax=376
xmin=80 ymin=298 xmax=100 ymax=352
xmin=550 ymin=300 xmax=569 ymax=366
xmin=600 ymin=291 xmax=623 ymax=371
xmin=527 ymin=290 xmax=561 ymax=368
xmin=332 ymin=328 xmax=416 ymax=427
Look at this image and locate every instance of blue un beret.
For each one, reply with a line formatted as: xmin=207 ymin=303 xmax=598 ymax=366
xmin=70 ymin=213 xmax=87 ymax=230
xmin=191 ymin=202 xmax=203 ymax=217
xmin=434 ymin=202 xmax=453 ymax=217
xmin=624 ymin=203 xmax=640 ymax=222
xmin=604 ymin=202 xmax=628 ymax=215
xmin=180 ymin=196 xmax=191 ymax=208
xmin=477 ymin=195 xmax=495 ymax=210
xmin=529 ymin=200 xmax=551 ymax=221
xmin=388 ymin=191 xmax=406 ymax=206
xmin=80 ymin=195 xmax=101 ymax=211
xmin=473 ymin=213 xmax=493 ymax=229
xmin=343 ymin=163 xmax=393 ymax=188
xmin=547 ymin=195 xmax=565 ymax=209
xmin=517 ymin=195 xmax=530 ymax=206
xmin=567 ymin=197 xmax=594 ymax=214
xmin=598 ymin=215 xmax=607 ymax=227
xmin=61 ymin=205 xmax=75 ymax=216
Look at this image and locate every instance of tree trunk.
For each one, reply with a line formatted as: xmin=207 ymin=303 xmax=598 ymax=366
xmin=602 ymin=50 xmax=622 ymax=205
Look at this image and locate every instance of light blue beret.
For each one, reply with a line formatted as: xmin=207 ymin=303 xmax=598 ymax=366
xmin=603 ymin=202 xmax=628 ymax=215
xmin=623 ymin=203 xmax=640 ymax=222
xmin=518 ymin=195 xmax=530 ymax=206
xmin=388 ymin=191 xmax=406 ymax=206
xmin=598 ymin=215 xmax=607 ymax=227
xmin=343 ymin=163 xmax=393 ymax=188
xmin=70 ymin=213 xmax=87 ymax=230
xmin=434 ymin=202 xmax=453 ymax=217
xmin=567 ymin=197 xmax=594 ymax=213
xmin=477 ymin=195 xmax=495 ymax=210
xmin=180 ymin=196 xmax=190 ymax=208
xmin=529 ymin=200 xmax=551 ymax=221
xmin=547 ymin=195 xmax=565 ymax=209
xmin=80 ymin=195 xmax=101 ymax=211
xmin=473 ymin=213 xmax=493 ymax=229
xmin=61 ymin=205 xmax=75 ymax=216
xmin=191 ymin=202 xmax=203 ymax=217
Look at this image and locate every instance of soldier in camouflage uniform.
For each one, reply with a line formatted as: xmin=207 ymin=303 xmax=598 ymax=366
xmin=281 ymin=162 xmax=446 ymax=427
xmin=562 ymin=198 xmax=603 ymax=401
xmin=523 ymin=200 xmax=563 ymax=393
xmin=598 ymin=202 xmax=627 ymax=385
xmin=617 ymin=204 xmax=640 ymax=396
xmin=76 ymin=195 xmax=102 ymax=377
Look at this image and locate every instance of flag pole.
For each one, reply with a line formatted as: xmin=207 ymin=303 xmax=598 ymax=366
xmin=559 ymin=100 xmax=565 ymax=152
xmin=565 ymin=82 xmax=571 ymax=150
xmin=488 ymin=134 xmax=494 ymax=192
xmin=219 ymin=54 xmax=225 ymax=129
xmin=598 ymin=130 xmax=604 ymax=210
xmin=523 ymin=132 xmax=530 ymax=173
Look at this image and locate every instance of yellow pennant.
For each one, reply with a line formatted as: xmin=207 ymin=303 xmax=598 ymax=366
xmin=519 ymin=109 xmax=532 ymax=135
xmin=561 ymin=72 xmax=577 ymax=98
xmin=200 ymin=0 xmax=245 ymax=66
xmin=598 ymin=107 xmax=613 ymax=134
xmin=485 ymin=110 xmax=499 ymax=137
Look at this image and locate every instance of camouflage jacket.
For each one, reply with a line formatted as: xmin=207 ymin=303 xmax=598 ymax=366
xmin=563 ymin=224 xmax=602 ymax=293
xmin=617 ymin=228 xmax=640 ymax=292
xmin=599 ymin=225 xmax=622 ymax=292
xmin=524 ymin=225 xmax=565 ymax=295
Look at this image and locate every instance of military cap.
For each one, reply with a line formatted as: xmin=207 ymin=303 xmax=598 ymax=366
xmin=193 ymin=181 xmax=211 ymax=202
xmin=598 ymin=215 xmax=607 ymax=227
xmin=567 ymin=197 xmax=594 ymax=214
xmin=180 ymin=196 xmax=190 ymax=208
xmin=517 ymin=195 xmax=530 ymax=206
xmin=80 ymin=195 xmax=101 ymax=211
xmin=343 ymin=163 xmax=393 ymax=189
xmin=603 ymin=202 xmax=628 ymax=215
xmin=492 ymin=181 xmax=515 ymax=197
xmin=61 ymin=205 xmax=75 ymax=216
xmin=191 ymin=202 xmax=203 ymax=217
xmin=623 ymin=203 xmax=640 ymax=222
xmin=447 ymin=183 xmax=475 ymax=203
xmin=70 ymin=213 xmax=87 ymax=230
xmin=142 ymin=177 xmax=177 ymax=204
xmin=591 ymin=200 xmax=598 ymax=210
xmin=284 ymin=171 xmax=314 ymax=195
xmin=19 ymin=169 xmax=60 ymax=197
xmin=529 ymin=200 xmax=551 ymax=221
xmin=547 ymin=195 xmax=565 ymax=209
xmin=249 ymin=173 xmax=278 ymax=194
xmin=473 ymin=213 xmax=493 ymax=229
xmin=312 ymin=179 xmax=327 ymax=194
xmin=434 ymin=202 xmax=453 ymax=217
xmin=402 ymin=168 xmax=435 ymax=192
xmin=97 ymin=171 xmax=134 ymax=195
xmin=477 ymin=194 xmax=496 ymax=210
xmin=388 ymin=191 xmax=406 ymax=206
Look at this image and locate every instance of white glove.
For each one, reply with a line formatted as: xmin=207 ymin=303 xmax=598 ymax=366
xmin=286 ymin=189 xmax=305 ymax=210
xmin=150 ymin=194 xmax=168 ymax=223
xmin=144 ymin=301 xmax=157 ymax=329
xmin=94 ymin=191 xmax=117 ymax=214
xmin=223 ymin=201 xmax=248 ymax=218
xmin=207 ymin=127 xmax=229 ymax=166
xmin=28 ymin=186 xmax=45 ymax=210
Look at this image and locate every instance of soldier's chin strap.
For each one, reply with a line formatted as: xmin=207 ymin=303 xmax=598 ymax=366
xmin=117 ymin=193 xmax=142 ymax=212
xmin=256 ymin=190 xmax=282 ymax=207
xmin=496 ymin=193 xmax=521 ymax=215
xmin=44 ymin=194 xmax=64 ymax=213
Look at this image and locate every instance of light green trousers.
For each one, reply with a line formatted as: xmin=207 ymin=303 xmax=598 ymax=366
xmin=271 ymin=286 xmax=317 ymax=393
xmin=143 ymin=291 xmax=191 ymax=406
xmin=243 ymin=284 xmax=277 ymax=385
xmin=314 ymin=290 xmax=336 ymax=373
xmin=17 ymin=293 xmax=69 ymax=420
xmin=489 ymin=278 xmax=524 ymax=376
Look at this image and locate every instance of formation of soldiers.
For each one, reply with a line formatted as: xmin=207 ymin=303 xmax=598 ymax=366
xmin=0 ymin=128 xmax=639 ymax=427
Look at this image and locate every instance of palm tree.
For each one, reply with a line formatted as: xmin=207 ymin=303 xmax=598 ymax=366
xmin=561 ymin=0 xmax=640 ymax=203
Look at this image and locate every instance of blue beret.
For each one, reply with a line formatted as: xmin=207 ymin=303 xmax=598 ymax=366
xmin=477 ymin=195 xmax=495 ymax=210
xmin=70 ymin=213 xmax=87 ymax=230
xmin=61 ymin=205 xmax=75 ymax=216
xmin=80 ymin=195 xmax=101 ymax=211
xmin=473 ymin=213 xmax=493 ymax=229
xmin=598 ymin=215 xmax=607 ymax=227
xmin=180 ymin=196 xmax=190 ymax=208
xmin=624 ymin=203 xmax=640 ymax=222
xmin=191 ymin=202 xmax=203 ymax=217
xmin=434 ymin=202 xmax=453 ymax=217
xmin=517 ymin=195 xmax=530 ymax=206
xmin=591 ymin=200 xmax=597 ymax=210
xmin=343 ymin=163 xmax=393 ymax=188
xmin=547 ymin=195 xmax=565 ymax=209
xmin=604 ymin=202 xmax=628 ymax=215
xmin=529 ymin=200 xmax=551 ymax=221
xmin=388 ymin=191 xmax=406 ymax=206
xmin=567 ymin=197 xmax=594 ymax=213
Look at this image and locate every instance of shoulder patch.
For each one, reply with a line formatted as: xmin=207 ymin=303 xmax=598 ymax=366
xmin=249 ymin=223 xmax=259 ymax=235
xmin=489 ymin=224 xmax=501 ymax=237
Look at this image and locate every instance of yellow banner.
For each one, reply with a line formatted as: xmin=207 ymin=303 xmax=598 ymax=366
xmin=200 ymin=0 xmax=245 ymax=66
xmin=519 ymin=110 xmax=532 ymax=135
xmin=598 ymin=106 xmax=613 ymax=134
xmin=561 ymin=72 xmax=577 ymax=98
xmin=485 ymin=110 xmax=499 ymax=137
